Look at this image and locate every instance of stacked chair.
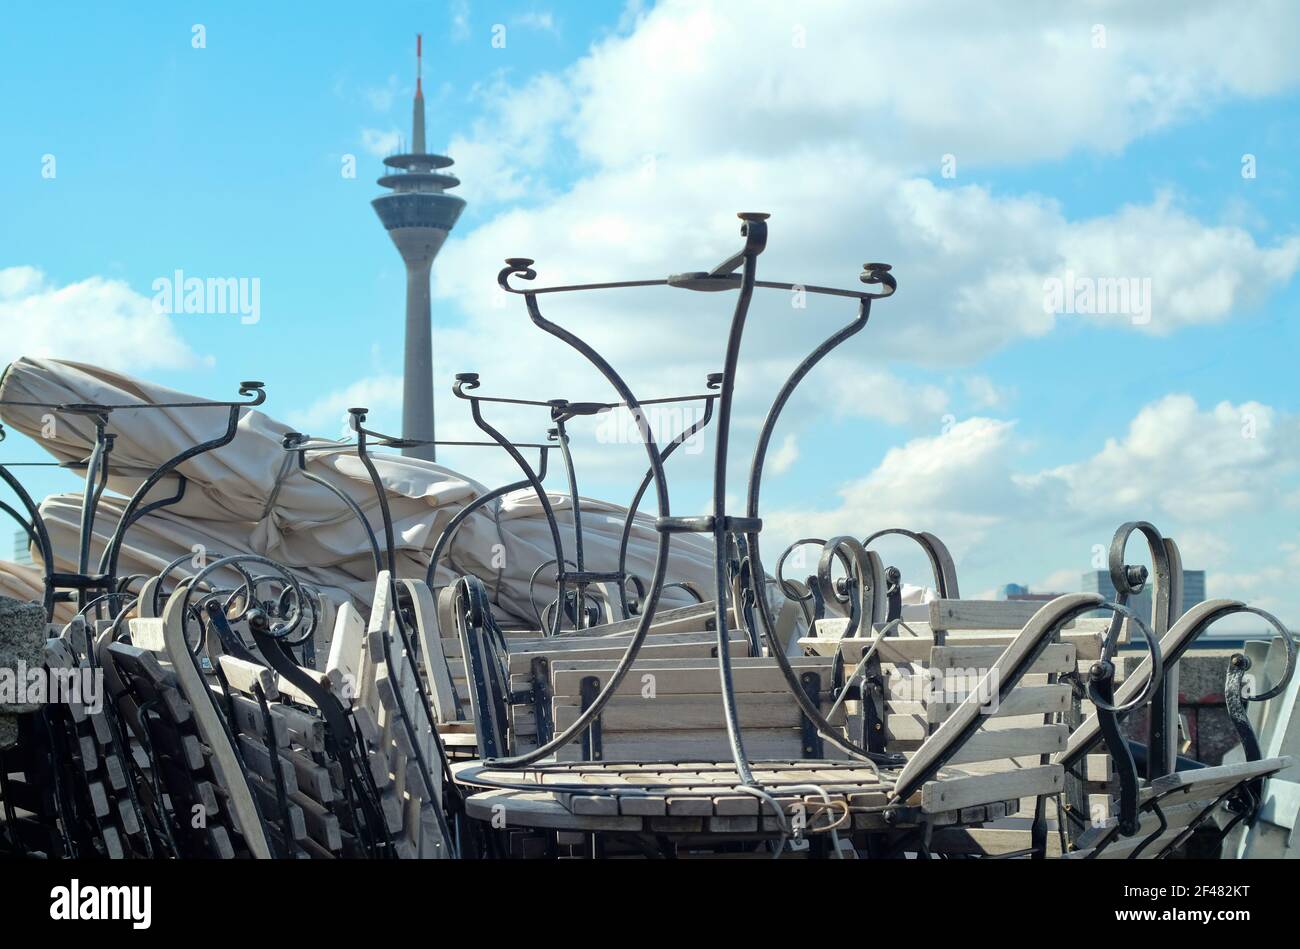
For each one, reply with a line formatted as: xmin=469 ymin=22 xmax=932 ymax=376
xmin=1 ymin=214 xmax=1293 ymax=859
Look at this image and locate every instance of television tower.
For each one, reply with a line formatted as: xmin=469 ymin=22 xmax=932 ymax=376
xmin=371 ymin=34 xmax=466 ymax=461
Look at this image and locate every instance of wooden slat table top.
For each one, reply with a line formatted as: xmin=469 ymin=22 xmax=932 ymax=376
xmin=454 ymin=758 xmax=895 ymax=793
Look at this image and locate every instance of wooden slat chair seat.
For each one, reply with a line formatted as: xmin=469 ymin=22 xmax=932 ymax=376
xmin=1063 ymin=757 xmax=1291 ymax=859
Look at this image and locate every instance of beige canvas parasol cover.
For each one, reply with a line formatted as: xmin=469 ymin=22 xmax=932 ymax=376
xmin=0 ymin=357 xmax=717 ymax=626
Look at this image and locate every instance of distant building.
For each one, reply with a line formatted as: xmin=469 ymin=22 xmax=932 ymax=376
xmin=996 ymin=582 xmax=1068 ymax=603
xmin=1081 ymin=569 xmax=1205 ymax=624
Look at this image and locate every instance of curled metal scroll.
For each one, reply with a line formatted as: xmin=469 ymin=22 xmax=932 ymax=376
xmin=861 ymin=528 xmax=960 ymax=600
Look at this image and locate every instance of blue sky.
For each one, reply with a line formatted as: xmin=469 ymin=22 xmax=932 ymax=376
xmin=2 ymin=1 xmax=1298 ymax=625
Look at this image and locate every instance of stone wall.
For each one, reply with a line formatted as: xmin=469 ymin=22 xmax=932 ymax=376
xmin=1120 ymin=649 xmax=1240 ymax=765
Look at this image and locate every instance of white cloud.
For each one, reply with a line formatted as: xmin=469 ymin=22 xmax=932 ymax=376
xmin=364 ymin=74 xmax=401 ymax=112
xmin=445 ymin=71 xmax=574 ymax=205
xmin=561 ymin=1 xmax=1300 ymax=171
xmin=765 ymin=417 xmax=1023 ymax=560
xmin=763 ymin=395 xmax=1300 ymax=622
xmin=0 ymin=266 xmax=202 ymax=372
xmin=827 ymin=367 xmax=950 ymax=429
xmin=962 ymin=375 xmax=1013 ymax=411
xmin=450 ymin=0 xmax=471 ymax=43
xmin=432 ymin=1 xmax=1300 ymax=380
xmin=512 ymin=11 xmax=560 ymax=36
xmin=360 ymin=128 xmax=401 ymax=158
xmin=1049 ymin=194 xmax=1300 ymax=334
xmin=770 ymin=433 xmax=798 ymax=474
xmin=287 ymin=374 xmax=403 ymax=438
xmin=1208 ymin=566 xmax=1289 ymax=617
xmin=1033 ymin=395 xmax=1299 ymax=521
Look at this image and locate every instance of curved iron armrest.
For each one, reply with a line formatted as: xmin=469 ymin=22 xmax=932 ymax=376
xmin=772 ymin=537 xmax=886 ymax=736
xmin=781 ymin=529 xmax=955 ymax=648
xmin=1223 ymin=608 xmax=1297 ymax=827
xmin=886 ymin=597 xmax=1159 ymax=839
xmin=1056 ymin=600 xmax=1295 ymax=840
xmin=1084 ymin=599 xmax=1164 ymax=837
xmin=861 ymin=528 xmax=961 ymax=606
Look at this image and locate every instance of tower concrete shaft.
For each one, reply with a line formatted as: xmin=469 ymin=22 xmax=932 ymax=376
xmin=371 ymin=33 xmax=465 ymax=462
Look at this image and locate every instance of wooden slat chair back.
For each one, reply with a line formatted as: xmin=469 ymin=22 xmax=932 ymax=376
xmin=805 ymin=602 xmax=1108 ymax=753
xmin=324 ymin=573 xmax=450 ymax=857
xmin=505 ymin=627 xmax=751 ymax=754
xmin=541 ymin=655 xmax=843 ymax=763
xmin=103 ymin=635 xmax=252 ymax=858
xmin=438 ymin=599 xmax=743 ymax=712
xmin=126 ymin=582 xmax=432 ymax=859
xmin=1064 ymin=757 xmax=1292 ymax=859
xmin=124 ymin=597 xmax=275 ymax=858
xmin=802 ymin=598 xmax=1117 ymax=854
xmin=878 ymin=594 xmax=1114 ymax=845
xmin=435 ymin=590 xmax=749 ymax=758
xmin=1 ymin=618 xmax=143 ymax=859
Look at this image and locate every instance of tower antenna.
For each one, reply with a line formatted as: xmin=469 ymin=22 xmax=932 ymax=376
xmin=371 ymin=35 xmax=465 ymax=462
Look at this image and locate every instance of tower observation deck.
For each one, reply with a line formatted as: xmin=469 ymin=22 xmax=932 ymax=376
xmin=371 ymin=33 xmax=466 ymax=462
